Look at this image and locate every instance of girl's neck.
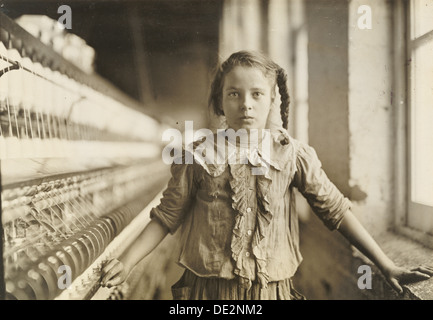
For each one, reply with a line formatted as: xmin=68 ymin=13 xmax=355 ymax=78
xmin=224 ymin=128 xmax=267 ymax=149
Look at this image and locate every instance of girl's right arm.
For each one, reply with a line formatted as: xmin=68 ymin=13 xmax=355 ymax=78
xmin=100 ymin=218 xmax=169 ymax=287
xmin=99 ymin=152 xmax=197 ymax=287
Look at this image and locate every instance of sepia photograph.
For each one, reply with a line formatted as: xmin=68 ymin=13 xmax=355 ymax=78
xmin=0 ymin=0 xmax=432 ymax=307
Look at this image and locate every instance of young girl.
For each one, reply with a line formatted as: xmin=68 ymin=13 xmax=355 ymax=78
xmin=100 ymin=51 xmax=432 ymax=300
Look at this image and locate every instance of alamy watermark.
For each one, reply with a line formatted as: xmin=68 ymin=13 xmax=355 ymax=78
xmin=357 ymin=265 xmax=372 ymax=290
xmin=357 ymin=5 xmax=372 ymax=30
xmin=57 ymin=264 xmax=72 ymax=290
xmin=57 ymin=5 xmax=72 ymax=30
xmin=162 ymin=121 xmax=272 ymax=175
xmin=55 ymin=4 xmax=372 ymax=31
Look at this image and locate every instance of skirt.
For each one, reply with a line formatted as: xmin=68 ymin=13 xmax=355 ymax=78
xmin=171 ymin=269 xmax=306 ymax=300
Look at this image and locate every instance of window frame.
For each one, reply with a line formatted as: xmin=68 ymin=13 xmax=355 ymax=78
xmin=394 ymin=0 xmax=433 ymax=247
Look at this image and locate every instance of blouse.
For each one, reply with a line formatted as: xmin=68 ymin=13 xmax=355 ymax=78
xmin=150 ymin=128 xmax=351 ymax=289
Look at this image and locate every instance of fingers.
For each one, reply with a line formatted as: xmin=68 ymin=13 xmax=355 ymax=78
xmin=101 ymin=259 xmax=119 ymax=282
xmin=105 ymin=276 xmax=124 ymax=288
xmin=100 ymin=258 xmax=124 ymax=287
xmin=101 ymin=258 xmax=118 ymax=274
xmin=411 ymin=266 xmax=433 ymax=276
xmin=388 ymin=278 xmax=403 ymax=295
xmin=384 ymin=264 xmax=432 ymax=296
xmin=399 ymin=271 xmax=430 ymax=285
xmin=411 ymin=270 xmax=431 ymax=279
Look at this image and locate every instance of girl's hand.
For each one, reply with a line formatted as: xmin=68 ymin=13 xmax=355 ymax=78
xmin=100 ymin=258 xmax=129 ymax=288
xmin=383 ymin=265 xmax=433 ymax=294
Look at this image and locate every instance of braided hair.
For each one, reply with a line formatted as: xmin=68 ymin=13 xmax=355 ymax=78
xmin=209 ymin=51 xmax=290 ymax=132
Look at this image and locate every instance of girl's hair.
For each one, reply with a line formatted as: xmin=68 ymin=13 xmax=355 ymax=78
xmin=209 ymin=50 xmax=290 ymax=130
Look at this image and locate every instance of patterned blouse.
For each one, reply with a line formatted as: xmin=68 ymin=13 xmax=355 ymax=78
xmin=150 ymin=128 xmax=351 ymax=289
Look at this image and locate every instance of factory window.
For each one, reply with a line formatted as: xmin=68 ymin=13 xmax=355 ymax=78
xmin=406 ymin=0 xmax=433 ymax=236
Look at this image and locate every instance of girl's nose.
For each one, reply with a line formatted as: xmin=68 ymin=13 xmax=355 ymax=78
xmin=241 ymin=95 xmax=253 ymax=111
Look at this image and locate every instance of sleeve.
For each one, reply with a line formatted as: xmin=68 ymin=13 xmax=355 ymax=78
xmin=292 ymin=142 xmax=352 ymax=230
xmin=150 ymin=155 xmax=197 ymax=234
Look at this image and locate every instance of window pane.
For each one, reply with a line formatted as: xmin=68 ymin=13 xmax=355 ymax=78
xmin=411 ymin=0 xmax=433 ymax=39
xmin=411 ymin=41 xmax=433 ymax=206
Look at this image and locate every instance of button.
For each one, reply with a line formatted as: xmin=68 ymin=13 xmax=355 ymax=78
xmin=247 ymin=230 xmax=252 ymax=236
xmin=246 ymin=207 xmax=252 ymax=213
xmin=245 ymin=252 xmax=250 ymax=257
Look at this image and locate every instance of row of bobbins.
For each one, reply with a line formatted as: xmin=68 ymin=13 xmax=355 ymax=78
xmin=4 ymin=199 xmax=142 ymax=300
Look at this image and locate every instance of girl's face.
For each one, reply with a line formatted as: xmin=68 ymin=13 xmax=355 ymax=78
xmin=222 ymin=66 xmax=274 ymax=132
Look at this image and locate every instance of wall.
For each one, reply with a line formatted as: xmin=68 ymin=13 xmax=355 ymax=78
xmin=147 ymin=43 xmax=217 ymax=132
xmin=293 ymin=0 xmax=353 ymax=299
xmin=347 ymin=0 xmax=394 ymax=234
xmin=293 ymin=0 xmax=398 ymax=300
xmin=306 ymin=0 xmax=351 ymax=196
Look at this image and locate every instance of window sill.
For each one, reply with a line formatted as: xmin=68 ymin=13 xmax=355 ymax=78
xmin=352 ymin=229 xmax=433 ymax=300
xmin=395 ymin=226 xmax=433 ymax=250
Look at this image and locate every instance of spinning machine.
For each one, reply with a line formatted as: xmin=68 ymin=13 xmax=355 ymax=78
xmin=0 ymin=12 xmax=170 ymax=300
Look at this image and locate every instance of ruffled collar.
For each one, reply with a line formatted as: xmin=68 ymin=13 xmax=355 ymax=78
xmin=185 ymin=128 xmax=293 ymax=176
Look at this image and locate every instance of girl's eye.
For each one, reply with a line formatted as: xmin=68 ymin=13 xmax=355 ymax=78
xmin=252 ymin=92 xmax=263 ymax=98
xmin=228 ymin=92 xmax=239 ymax=98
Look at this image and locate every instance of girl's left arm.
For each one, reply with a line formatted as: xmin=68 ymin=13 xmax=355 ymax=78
xmin=338 ymin=209 xmax=433 ymax=294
